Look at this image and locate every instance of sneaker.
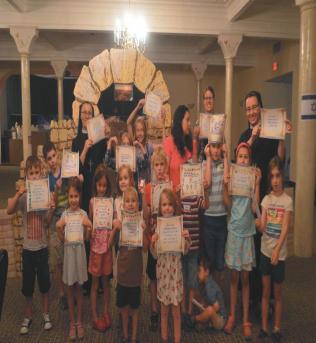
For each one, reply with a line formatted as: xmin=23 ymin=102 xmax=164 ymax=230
xmin=60 ymin=295 xmax=68 ymax=310
xmin=271 ymin=330 xmax=282 ymax=342
xmin=150 ymin=312 xmax=159 ymax=331
xmin=20 ymin=317 xmax=32 ymax=335
xmin=43 ymin=313 xmax=53 ymax=330
xmin=257 ymin=329 xmax=269 ymax=342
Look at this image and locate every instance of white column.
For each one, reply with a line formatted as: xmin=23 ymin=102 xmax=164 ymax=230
xmin=10 ymin=26 xmax=38 ymax=160
xmin=294 ymin=0 xmax=316 ymax=257
xmin=191 ymin=62 xmax=208 ymax=114
xmin=218 ymin=34 xmax=242 ymax=158
xmin=51 ymin=60 xmax=68 ymax=121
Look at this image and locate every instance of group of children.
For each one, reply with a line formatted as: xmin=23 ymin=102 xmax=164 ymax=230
xmin=6 ymin=106 xmax=292 ymax=343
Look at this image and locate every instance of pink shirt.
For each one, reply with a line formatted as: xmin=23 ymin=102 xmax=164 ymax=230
xmin=163 ymin=135 xmax=192 ymax=191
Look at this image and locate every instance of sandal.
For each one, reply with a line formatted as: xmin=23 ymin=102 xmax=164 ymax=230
xmin=77 ymin=322 xmax=85 ymax=340
xmin=243 ymin=322 xmax=252 ymax=340
xmin=68 ymin=323 xmax=76 ymax=341
xmin=223 ymin=315 xmax=235 ymax=334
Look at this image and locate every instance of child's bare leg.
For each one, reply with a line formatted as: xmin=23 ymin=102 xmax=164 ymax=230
xmin=261 ymin=276 xmax=271 ymax=332
xmin=229 ymin=270 xmax=239 ymax=319
xmin=121 ymin=306 xmax=129 ymax=340
xmin=195 ymin=305 xmax=216 ymax=322
xmin=24 ymin=297 xmax=32 ymax=318
xmin=160 ymin=303 xmax=169 ymax=341
xmin=90 ymin=276 xmax=99 ymax=321
xmin=150 ymin=280 xmax=158 ymax=313
xmin=76 ymin=284 xmax=83 ymax=324
xmin=130 ymin=308 xmax=139 ymax=342
xmin=214 ymin=270 xmax=225 ymax=292
xmin=241 ymin=270 xmax=250 ymax=323
xmin=56 ymin=264 xmax=64 ymax=297
xmin=172 ymin=304 xmax=181 ymax=343
xmin=273 ymin=283 xmax=282 ymax=331
xmin=42 ymin=292 xmax=49 ymax=314
xmin=66 ymin=285 xmax=75 ymax=324
xmin=103 ymin=276 xmax=111 ymax=316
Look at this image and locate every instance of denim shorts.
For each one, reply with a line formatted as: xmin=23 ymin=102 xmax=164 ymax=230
xmin=182 ymin=250 xmax=199 ymax=289
xmin=202 ymin=215 xmax=227 ymax=272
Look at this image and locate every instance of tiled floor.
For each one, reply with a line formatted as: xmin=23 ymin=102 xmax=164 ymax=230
xmin=0 ymin=256 xmax=315 ymax=343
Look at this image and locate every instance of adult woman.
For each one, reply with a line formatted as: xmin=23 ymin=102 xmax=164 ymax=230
xmin=71 ymin=102 xmax=107 ymax=295
xmin=237 ymin=90 xmax=292 ymax=314
xmin=163 ymin=105 xmax=193 ymax=191
xmin=193 ymin=86 xmax=216 ymax=161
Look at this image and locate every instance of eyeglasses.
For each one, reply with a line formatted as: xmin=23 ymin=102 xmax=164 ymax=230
xmin=81 ymin=111 xmax=93 ymax=116
xmin=204 ymin=97 xmax=214 ymax=101
xmin=246 ymin=104 xmax=259 ymax=113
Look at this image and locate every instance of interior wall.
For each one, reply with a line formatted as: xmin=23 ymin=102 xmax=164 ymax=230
xmin=232 ymin=40 xmax=299 ymax=181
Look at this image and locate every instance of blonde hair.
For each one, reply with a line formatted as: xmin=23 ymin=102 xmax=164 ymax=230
xmin=134 ymin=117 xmax=147 ymax=144
xmin=117 ymin=165 xmax=134 ymax=196
xmin=123 ymin=186 xmax=139 ymax=209
xmin=158 ymin=189 xmax=178 ymax=216
xmin=151 ymin=146 xmax=168 ymax=171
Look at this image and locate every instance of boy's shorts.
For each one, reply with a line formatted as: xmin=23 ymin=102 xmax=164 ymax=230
xmin=260 ymin=253 xmax=285 ymax=284
xmin=22 ymin=248 xmax=50 ymax=297
xmin=48 ymin=232 xmax=64 ymax=271
xmin=146 ymin=250 xmax=157 ymax=281
xmin=202 ymin=215 xmax=227 ymax=272
xmin=88 ymin=249 xmax=113 ymax=277
xmin=210 ymin=313 xmax=225 ymax=330
xmin=182 ymin=250 xmax=199 ymax=289
xmin=116 ymin=283 xmax=141 ymax=309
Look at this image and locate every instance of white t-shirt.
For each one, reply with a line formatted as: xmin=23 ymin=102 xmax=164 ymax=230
xmin=261 ymin=191 xmax=293 ymax=261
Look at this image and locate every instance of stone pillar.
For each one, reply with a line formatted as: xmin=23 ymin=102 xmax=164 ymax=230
xmin=51 ymin=60 xmax=68 ymax=121
xmin=294 ymin=0 xmax=316 ymax=257
xmin=218 ymin=34 xmax=242 ymax=159
xmin=10 ymin=27 xmax=38 ymax=160
xmin=192 ymin=62 xmax=208 ymax=114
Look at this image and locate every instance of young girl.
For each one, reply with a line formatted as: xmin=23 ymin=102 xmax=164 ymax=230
xmin=151 ymin=189 xmax=191 ymax=343
xmin=256 ymin=156 xmax=292 ymax=342
xmin=104 ymin=131 xmax=132 ymax=171
xmin=88 ymin=165 xmax=113 ymax=331
xmin=56 ymin=177 xmax=92 ymax=341
xmin=143 ymin=147 xmax=170 ymax=331
xmin=127 ymin=99 xmax=154 ymax=183
xmin=223 ymin=143 xmax=261 ymax=339
xmin=110 ymin=187 xmax=148 ymax=343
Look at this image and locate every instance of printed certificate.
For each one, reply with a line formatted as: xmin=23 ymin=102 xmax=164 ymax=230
xmin=144 ymin=92 xmax=162 ymax=118
xmin=199 ymin=113 xmax=211 ymax=139
xmin=229 ymin=164 xmax=255 ymax=198
xmin=64 ymin=211 xmax=84 ymax=244
xmin=93 ymin=197 xmax=113 ymax=230
xmin=151 ymin=181 xmax=172 ymax=214
xmin=260 ymin=108 xmax=286 ymax=140
xmin=61 ymin=150 xmax=79 ymax=178
xmin=26 ymin=178 xmax=50 ymax=212
xmin=157 ymin=216 xmax=183 ymax=254
xmin=87 ymin=114 xmax=106 ymax=144
xmin=120 ymin=211 xmax=143 ymax=247
xmin=180 ymin=163 xmax=203 ymax=198
xmin=116 ymin=145 xmax=136 ymax=172
xmin=208 ymin=114 xmax=226 ymax=143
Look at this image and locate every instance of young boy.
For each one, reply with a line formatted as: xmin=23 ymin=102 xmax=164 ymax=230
xmin=190 ymin=257 xmax=227 ymax=330
xmin=7 ymin=155 xmax=54 ymax=334
xmin=202 ymin=143 xmax=229 ymax=290
xmin=43 ymin=142 xmax=68 ymax=310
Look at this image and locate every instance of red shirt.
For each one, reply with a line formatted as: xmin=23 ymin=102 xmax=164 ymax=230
xmin=163 ymin=136 xmax=192 ymax=191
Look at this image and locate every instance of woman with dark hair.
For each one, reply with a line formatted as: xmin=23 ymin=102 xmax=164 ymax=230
xmin=163 ymin=105 xmax=193 ymax=191
xmin=71 ymin=102 xmax=108 ymax=295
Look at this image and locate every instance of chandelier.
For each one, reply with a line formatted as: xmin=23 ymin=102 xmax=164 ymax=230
xmin=114 ymin=11 xmax=147 ymax=53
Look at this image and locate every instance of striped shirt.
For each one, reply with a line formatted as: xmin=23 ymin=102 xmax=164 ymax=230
xmin=205 ymin=159 xmax=227 ymax=217
xmin=181 ymin=196 xmax=203 ymax=251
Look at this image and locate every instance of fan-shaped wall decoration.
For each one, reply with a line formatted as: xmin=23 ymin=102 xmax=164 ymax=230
xmin=72 ymin=48 xmax=171 ymax=141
